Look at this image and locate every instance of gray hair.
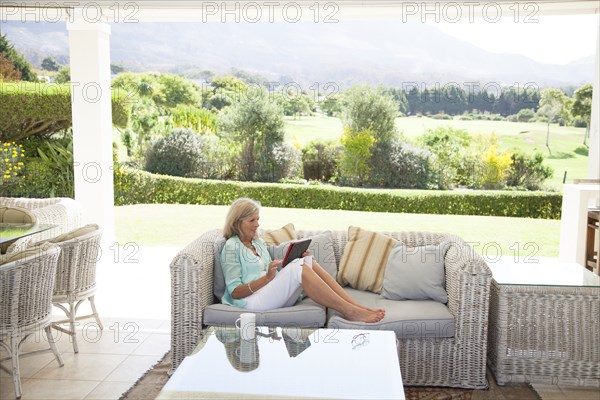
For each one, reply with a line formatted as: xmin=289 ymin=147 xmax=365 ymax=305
xmin=223 ymin=198 xmax=261 ymax=239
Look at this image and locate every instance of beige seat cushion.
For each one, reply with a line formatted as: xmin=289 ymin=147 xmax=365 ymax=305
xmin=0 ymin=243 xmax=51 ymax=265
xmin=47 ymin=224 xmax=99 ymax=243
xmin=0 ymin=206 xmax=37 ymax=224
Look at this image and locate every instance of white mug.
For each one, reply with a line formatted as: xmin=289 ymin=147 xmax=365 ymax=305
xmin=235 ymin=312 xmax=256 ymax=340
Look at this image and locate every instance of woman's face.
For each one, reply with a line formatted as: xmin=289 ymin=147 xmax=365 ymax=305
xmin=239 ymin=211 xmax=260 ymax=241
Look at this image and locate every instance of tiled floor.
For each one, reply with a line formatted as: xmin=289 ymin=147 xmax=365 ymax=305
xmin=0 ymin=246 xmax=175 ymax=400
xmin=1 ymin=246 xmax=599 ymax=400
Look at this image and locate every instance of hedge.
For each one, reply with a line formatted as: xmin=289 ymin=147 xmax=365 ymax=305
xmin=115 ymin=167 xmax=562 ymax=219
xmin=0 ymin=82 xmax=131 ymax=141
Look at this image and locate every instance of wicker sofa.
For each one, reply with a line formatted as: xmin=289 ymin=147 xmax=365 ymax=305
xmin=170 ymin=228 xmax=492 ymax=389
xmin=0 ymin=197 xmax=82 ymax=242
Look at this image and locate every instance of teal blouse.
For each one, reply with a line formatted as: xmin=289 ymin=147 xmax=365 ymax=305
xmin=220 ymin=235 xmax=272 ymax=308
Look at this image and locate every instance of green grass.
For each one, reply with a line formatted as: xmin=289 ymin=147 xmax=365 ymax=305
xmin=283 ymin=114 xmax=589 ymax=189
xmin=115 ymin=204 xmax=560 ymax=258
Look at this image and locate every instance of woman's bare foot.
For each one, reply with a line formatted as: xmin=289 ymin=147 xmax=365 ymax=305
xmin=352 ymin=303 xmax=385 ymax=318
xmin=345 ymin=306 xmax=384 ymax=323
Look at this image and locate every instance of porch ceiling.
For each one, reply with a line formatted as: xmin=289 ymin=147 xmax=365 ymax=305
xmin=1 ymin=0 xmax=599 ymax=23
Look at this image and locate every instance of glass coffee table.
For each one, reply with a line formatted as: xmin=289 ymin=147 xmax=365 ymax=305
xmin=487 ymin=257 xmax=600 ymax=387
xmin=0 ymin=223 xmax=56 ymax=248
xmin=158 ymin=326 xmax=405 ymax=399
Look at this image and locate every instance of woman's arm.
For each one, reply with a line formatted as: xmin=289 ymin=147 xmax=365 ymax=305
xmin=231 ymin=259 xmax=281 ymax=299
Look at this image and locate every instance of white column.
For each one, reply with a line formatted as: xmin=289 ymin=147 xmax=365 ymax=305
xmin=589 ymin=22 xmax=600 ymax=179
xmin=559 ymin=184 xmax=600 ymax=266
xmin=67 ymin=19 xmax=115 ymax=239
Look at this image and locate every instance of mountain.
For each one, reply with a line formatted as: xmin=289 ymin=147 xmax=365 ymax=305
xmin=1 ymin=20 xmax=595 ymax=88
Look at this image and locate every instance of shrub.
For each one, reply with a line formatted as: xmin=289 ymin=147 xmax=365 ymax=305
xmin=480 ymin=145 xmax=513 ymax=189
xmin=0 ymin=83 xmax=131 ymax=141
xmin=574 ymin=146 xmax=589 ymax=156
xmin=114 ymin=166 xmax=563 ymax=220
xmin=302 ymin=139 xmax=342 ymax=182
xmin=572 ymin=117 xmax=588 ymax=128
xmin=430 ymin=113 xmax=452 ymax=120
xmin=271 ymin=142 xmax=302 ymax=179
xmin=339 ymin=128 xmax=375 ymax=186
xmin=371 ymin=140 xmax=435 ymax=189
xmin=418 ymin=126 xmax=472 ymax=188
xmin=516 ymin=108 xmax=535 ymax=122
xmin=505 ymin=151 xmax=554 ymax=190
xmin=145 ymin=128 xmax=207 ymax=177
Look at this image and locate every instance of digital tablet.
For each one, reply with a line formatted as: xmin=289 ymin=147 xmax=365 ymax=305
xmin=281 ymin=238 xmax=312 ymax=267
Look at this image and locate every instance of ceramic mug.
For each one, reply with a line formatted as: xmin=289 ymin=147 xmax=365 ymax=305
xmin=235 ymin=312 xmax=256 ymax=340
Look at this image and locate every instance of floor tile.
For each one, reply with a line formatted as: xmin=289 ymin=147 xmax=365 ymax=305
xmin=82 ymin=381 xmax=132 ymax=400
xmin=558 ymin=386 xmax=600 ymax=400
xmin=532 ymin=384 xmax=568 ymax=400
xmin=32 ymin=353 xmax=127 ymax=381
xmin=1 ymin=377 xmax=18 ymax=399
xmin=18 ymin=378 xmax=99 ymax=400
xmin=63 ymin=326 xmax=150 ymax=356
xmin=0 ymin=334 xmax=69 ymax=380
xmin=131 ymin=333 xmax=170 ymax=356
xmin=103 ymin=355 xmax=163 ymax=383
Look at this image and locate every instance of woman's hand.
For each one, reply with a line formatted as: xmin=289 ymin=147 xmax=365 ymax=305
xmin=266 ymin=259 xmax=281 ymax=281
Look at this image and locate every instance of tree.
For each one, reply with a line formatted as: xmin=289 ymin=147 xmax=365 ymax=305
xmin=342 ymin=85 xmax=397 ymax=144
xmin=0 ymin=53 xmax=21 ymax=82
xmin=537 ymin=88 xmax=570 ymax=155
xmin=153 ymin=73 xmax=200 ymax=109
xmin=111 ymin=64 xmax=126 ymax=75
xmin=0 ymin=34 xmax=36 ymax=81
xmin=54 ymin=67 xmax=70 ymax=83
xmin=571 ymin=83 xmax=593 ymax=145
xmin=340 ymin=128 xmax=376 ymax=186
xmin=319 ymin=94 xmax=342 ymax=117
xmin=41 ymin=56 xmax=60 ymax=72
xmin=341 ymin=85 xmax=398 ymax=186
xmin=218 ymin=88 xmax=285 ymax=181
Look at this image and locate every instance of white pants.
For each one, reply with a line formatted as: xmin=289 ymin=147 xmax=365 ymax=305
xmin=244 ymin=259 xmax=309 ymax=311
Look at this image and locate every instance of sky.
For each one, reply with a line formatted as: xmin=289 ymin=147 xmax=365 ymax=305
xmin=433 ymin=14 xmax=598 ymax=65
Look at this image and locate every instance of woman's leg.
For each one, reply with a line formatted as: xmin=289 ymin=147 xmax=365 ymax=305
xmin=300 ymin=264 xmax=383 ymax=323
xmin=310 ymin=261 xmax=385 ymax=316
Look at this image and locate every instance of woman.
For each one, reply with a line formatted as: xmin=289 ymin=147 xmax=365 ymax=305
xmin=220 ymin=198 xmax=384 ymax=323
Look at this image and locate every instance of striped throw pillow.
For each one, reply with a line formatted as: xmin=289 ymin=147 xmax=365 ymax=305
xmin=337 ymin=226 xmax=397 ymax=293
xmin=261 ymin=223 xmax=297 ymax=245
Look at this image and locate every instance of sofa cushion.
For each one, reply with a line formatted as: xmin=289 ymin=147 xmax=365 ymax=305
xmin=381 ymin=243 xmax=449 ymax=303
xmin=337 ymin=226 xmax=396 ymax=293
xmin=0 ymin=206 xmax=36 ymax=224
xmin=261 ymin=223 xmax=296 ymax=245
xmin=326 ymin=288 xmax=454 ymax=338
xmin=47 ymin=223 xmax=99 ymax=243
xmin=269 ymin=231 xmax=337 ymax=279
xmin=213 ymin=235 xmax=228 ymax=300
xmin=204 ymin=297 xmax=326 ymax=328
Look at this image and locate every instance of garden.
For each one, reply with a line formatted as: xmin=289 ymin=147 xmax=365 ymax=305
xmin=0 ymin=34 xmax=592 ymax=222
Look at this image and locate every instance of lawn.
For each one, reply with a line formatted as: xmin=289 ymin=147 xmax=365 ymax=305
xmin=115 ymin=204 xmax=560 ymax=258
xmin=283 ymin=114 xmax=589 ymax=189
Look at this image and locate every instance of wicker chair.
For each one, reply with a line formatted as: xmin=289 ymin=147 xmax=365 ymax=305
xmin=0 ymin=197 xmax=82 ymax=242
xmin=0 ymin=243 xmax=64 ymax=399
xmin=170 ymin=229 xmax=492 ymax=389
xmin=39 ymin=224 xmax=104 ymax=353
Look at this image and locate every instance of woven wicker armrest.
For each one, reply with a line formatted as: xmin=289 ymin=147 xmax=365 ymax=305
xmin=170 ymin=229 xmax=222 ymax=371
xmin=442 ymin=236 xmax=492 ymax=387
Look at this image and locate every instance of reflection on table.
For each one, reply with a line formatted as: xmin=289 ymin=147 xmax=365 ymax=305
xmin=0 ymin=223 xmax=57 ymax=245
